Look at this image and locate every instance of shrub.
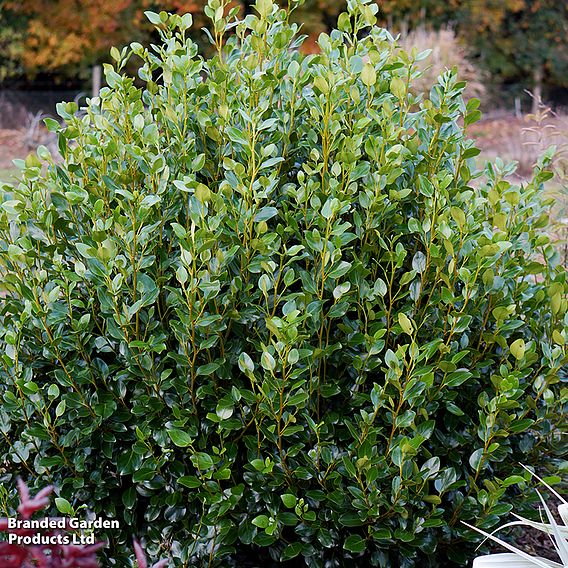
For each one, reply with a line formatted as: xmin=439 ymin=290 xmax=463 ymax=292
xmin=0 ymin=0 xmax=566 ymax=566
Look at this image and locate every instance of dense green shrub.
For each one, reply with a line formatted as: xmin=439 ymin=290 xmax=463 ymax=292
xmin=0 ymin=0 xmax=566 ymax=566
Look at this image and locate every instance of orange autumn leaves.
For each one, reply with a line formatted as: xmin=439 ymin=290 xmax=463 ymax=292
xmin=5 ymin=0 xmax=204 ymax=76
xmin=4 ymin=0 xmax=568 ymax=90
xmin=4 ymin=0 xmax=342 ymax=75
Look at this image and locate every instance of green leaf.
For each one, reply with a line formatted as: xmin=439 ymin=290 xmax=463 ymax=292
xmin=226 ymin=127 xmax=248 ymax=146
xmin=195 ymin=183 xmax=211 ymax=202
xmin=313 ymin=76 xmax=329 ymax=94
xmin=391 ymin=76 xmax=406 ymax=99
xmin=192 ymin=452 xmax=214 ymax=470
xmin=445 ymin=369 xmax=472 ymax=387
xmin=167 ymin=428 xmax=193 ymax=447
xmin=176 ymin=265 xmax=188 ymax=285
xmin=216 ymin=402 xmax=234 ymax=420
xmin=469 ymin=448 xmax=484 ymax=471
xmin=412 ymin=251 xmax=426 ymax=273
xmin=510 ymin=338 xmax=526 ymax=360
xmin=464 ymin=109 xmax=482 ymax=126
xmin=132 ymin=468 xmax=156 ymax=482
xmin=117 ymin=450 xmax=142 ymax=475
xmin=281 ymin=542 xmax=303 ymax=561
xmin=344 ymin=534 xmax=366 ymax=553
xmin=288 ymin=60 xmax=300 ymax=78
xmin=252 ymin=514 xmax=270 ymax=528
xmin=361 ymin=63 xmax=376 ymax=87
xmin=238 ymin=352 xmax=255 ymax=373
xmin=55 ymin=400 xmax=66 ymax=418
xmin=122 ymin=487 xmax=136 ymax=509
xmin=398 ymin=312 xmax=414 ymax=335
xmin=372 ymin=528 xmax=392 ymax=540
xmin=337 ymin=12 xmax=351 ymax=33
xmin=339 ymin=512 xmax=364 ymax=526
xmin=254 ymin=207 xmax=278 ymax=222
xmin=450 ymin=206 xmax=466 ymax=229
xmin=43 ymin=118 xmax=60 ymax=132
xmin=327 ymin=261 xmax=351 ymax=279
xmin=509 ymin=418 xmax=534 ymax=433
xmin=178 ymin=475 xmax=202 ymax=488
xmin=196 ymin=362 xmax=220 ymax=376
xmin=256 ymin=0 xmax=273 ymax=17
xmin=47 ymin=385 xmax=60 ymax=398
xmin=281 ymin=494 xmax=297 ymax=508
xmin=261 ymin=351 xmax=276 ymax=371
xmin=55 ymin=497 xmax=73 ymax=515
xmin=502 ymin=475 xmax=526 ymax=487
xmin=145 ymin=10 xmax=162 ymax=25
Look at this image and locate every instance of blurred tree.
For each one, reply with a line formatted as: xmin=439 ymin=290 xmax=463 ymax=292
xmin=1 ymin=0 xmax=353 ymax=75
xmin=4 ymin=0 xmax=566 ymax=110
xmin=459 ymin=0 xmax=568 ymax=111
xmin=4 ymin=0 xmax=139 ymax=81
xmin=379 ymin=0 xmax=460 ymax=30
xmin=1 ymin=0 xmax=209 ymax=86
xmin=0 ymin=7 xmax=26 ymax=83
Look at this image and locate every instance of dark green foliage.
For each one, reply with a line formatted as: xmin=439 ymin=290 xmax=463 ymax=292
xmin=0 ymin=1 xmax=566 ymax=566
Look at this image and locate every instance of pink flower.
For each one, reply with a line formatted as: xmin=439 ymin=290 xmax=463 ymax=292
xmin=0 ymin=479 xmax=168 ymax=568
xmin=16 ymin=479 xmax=54 ymax=520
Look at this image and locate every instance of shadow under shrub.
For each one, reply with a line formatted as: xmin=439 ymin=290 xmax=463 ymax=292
xmin=0 ymin=0 xmax=566 ymax=566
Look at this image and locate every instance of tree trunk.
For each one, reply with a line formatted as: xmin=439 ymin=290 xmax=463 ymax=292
xmin=92 ymin=64 xmax=102 ymax=98
xmin=532 ymin=64 xmax=543 ymax=114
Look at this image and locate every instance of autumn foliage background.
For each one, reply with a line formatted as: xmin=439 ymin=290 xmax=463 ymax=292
xmin=1 ymin=0 xmax=568 ymax=108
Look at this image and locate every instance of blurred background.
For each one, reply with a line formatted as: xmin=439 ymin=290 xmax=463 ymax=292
xmin=2 ymin=1 xmax=568 ymax=104
xmin=1 ymin=0 xmax=568 ymax=240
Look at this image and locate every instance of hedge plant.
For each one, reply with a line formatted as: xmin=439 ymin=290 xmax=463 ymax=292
xmin=0 ymin=0 xmax=566 ymax=566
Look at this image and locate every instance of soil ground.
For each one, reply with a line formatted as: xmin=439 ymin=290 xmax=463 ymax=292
xmin=0 ymin=128 xmax=26 ymax=182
